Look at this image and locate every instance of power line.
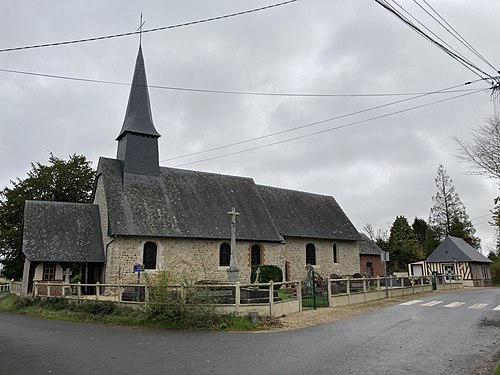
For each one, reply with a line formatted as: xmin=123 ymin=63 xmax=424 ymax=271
xmin=417 ymin=0 xmax=498 ymax=74
xmin=170 ymin=88 xmax=484 ymax=167
xmin=162 ymin=80 xmax=483 ymax=162
xmin=0 ymin=0 xmax=298 ymax=53
xmin=374 ymin=0 xmax=495 ymax=82
xmin=0 ymin=67 xmax=481 ymax=98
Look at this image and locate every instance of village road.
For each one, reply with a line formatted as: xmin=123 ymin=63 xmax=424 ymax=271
xmin=0 ymin=288 xmax=499 ymax=375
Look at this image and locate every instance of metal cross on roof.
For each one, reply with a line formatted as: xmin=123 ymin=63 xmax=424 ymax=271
xmin=137 ymin=13 xmax=145 ymax=44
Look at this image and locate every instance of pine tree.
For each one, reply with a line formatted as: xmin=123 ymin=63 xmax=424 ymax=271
xmin=388 ymin=216 xmax=425 ymax=271
xmin=429 ymin=164 xmax=480 ymax=248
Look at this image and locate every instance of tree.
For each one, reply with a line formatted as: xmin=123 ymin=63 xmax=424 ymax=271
xmin=388 ymin=216 xmax=425 ymax=271
xmin=0 ymin=154 xmax=94 ymax=279
xmin=453 ymin=117 xmax=500 ymax=250
xmin=452 ymin=117 xmax=500 ymax=180
xmin=429 ymin=165 xmax=480 ymax=248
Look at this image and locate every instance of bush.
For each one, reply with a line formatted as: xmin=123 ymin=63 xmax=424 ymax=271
xmin=40 ymin=297 xmax=70 ymax=310
xmin=250 ymin=265 xmax=283 ymax=287
xmin=80 ymin=301 xmax=117 ymax=315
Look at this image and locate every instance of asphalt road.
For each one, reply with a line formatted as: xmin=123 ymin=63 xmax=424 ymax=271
xmin=1 ymin=288 xmax=499 ymax=375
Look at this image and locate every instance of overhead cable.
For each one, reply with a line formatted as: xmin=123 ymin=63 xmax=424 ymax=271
xmin=170 ymin=89 xmax=484 ymax=167
xmin=0 ymin=67 xmax=480 ymax=98
xmin=0 ymin=0 xmax=298 ymax=53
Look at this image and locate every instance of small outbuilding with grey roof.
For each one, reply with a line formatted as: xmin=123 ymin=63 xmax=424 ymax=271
xmin=21 ymin=201 xmax=104 ymax=295
xmin=408 ymin=236 xmax=492 ymax=287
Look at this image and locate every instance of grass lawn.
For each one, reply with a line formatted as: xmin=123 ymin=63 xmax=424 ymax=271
xmin=0 ymin=294 xmax=273 ymax=331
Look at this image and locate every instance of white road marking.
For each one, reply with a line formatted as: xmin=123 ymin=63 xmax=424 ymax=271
xmin=444 ymin=302 xmax=466 ymax=308
xmin=494 ymin=305 xmax=500 ymax=311
xmin=399 ymin=300 xmax=423 ymax=306
xmin=421 ymin=301 xmax=444 ymax=307
xmin=468 ymin=303 xmax=488 ymax=310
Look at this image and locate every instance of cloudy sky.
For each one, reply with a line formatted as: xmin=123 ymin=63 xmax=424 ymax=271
xmin=1 ymin=1 xmax=499 ymax=253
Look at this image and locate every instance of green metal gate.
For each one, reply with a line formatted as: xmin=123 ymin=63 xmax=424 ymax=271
xmin=301 ymin=264 xmax=329 ymax=309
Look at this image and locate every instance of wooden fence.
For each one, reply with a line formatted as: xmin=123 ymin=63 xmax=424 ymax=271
xmin=13 ymin=274 xmax=464 ymax=317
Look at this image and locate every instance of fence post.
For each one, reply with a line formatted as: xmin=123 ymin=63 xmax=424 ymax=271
xmin=326 ymin=277 xmax=332 ymax=307
xmin=235 ymin=282 xmax=240 ymax=314
xmin=269 ymin=281 xmax=274 ymax=317
xmin=96 ymin=282 xmax=100 ymax=301
xmin=47 ymin=282 xmax=51 ymax=297
xmin=77 ymin=282 xmax=81 ymax=302
xmin=346 ymin=277 xmax=351 ymax=305
xmin=297 ymin=281 xmax=302 ymax=312
xmin=34 ymin=282 xmax=39 ymax=297
xmin=145 ymin=284 xmax=149 ymax=303
xmin=376 ymin=277 xmax=381 ymax=298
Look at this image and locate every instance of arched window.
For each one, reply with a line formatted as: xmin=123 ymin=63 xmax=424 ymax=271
xmin=219 ymin=242 xmax=231 ymax=267
xmin=306 ymin=243 xmax=316 ymax=265
xmin=251 ymin=245 xmax=261 ymax=266
xmin=333 ymin=244 xmax=338 ymax=263
xmin=143 ymin=241 xmax=157 ymax=269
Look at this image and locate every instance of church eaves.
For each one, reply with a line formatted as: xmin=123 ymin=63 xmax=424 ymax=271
xmin=116 ymin=45 xmax=160 ymax=140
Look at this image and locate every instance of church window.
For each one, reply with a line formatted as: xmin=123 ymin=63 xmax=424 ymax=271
xmin=143 ymin=241 xmax=157 ymax=269
xmin=219 ymin=243 xmax=231 ymax=267
xmin=251 ymin=245 xmax=261 ymax=266
xmin=333 ymin=244 xmax=338 ymax=263
xmin=43 ymin=263 xmax=56 ymax=281
xmin=306 ymin=243 xmax=316 ymax=265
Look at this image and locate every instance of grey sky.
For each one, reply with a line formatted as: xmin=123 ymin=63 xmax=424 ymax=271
xmin=1 ymin=1 xmax=499 ymax=252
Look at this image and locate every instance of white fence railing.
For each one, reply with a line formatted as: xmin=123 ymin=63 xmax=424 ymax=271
xmin=328 ymin=274 xmax=464 ymax=307
xmin=30 ymin=280 xmax=301 ymax=318
xmin=16 ymin=274 xmax=464 ymax=317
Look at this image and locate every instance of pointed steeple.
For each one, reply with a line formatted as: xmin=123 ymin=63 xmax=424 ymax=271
xmin=116 ymin=45 xmax=160 ymax=140
xmin=116 ymin=45 xmax=161 ymax=177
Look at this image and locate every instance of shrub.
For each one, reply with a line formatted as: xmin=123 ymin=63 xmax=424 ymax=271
xmin=250 ymin=265 xmax=283 ymax=287
xmin=40 ymin=297 xmax=70 ymax=310
xmin=80 ymin=301 xmax=117 ymax=315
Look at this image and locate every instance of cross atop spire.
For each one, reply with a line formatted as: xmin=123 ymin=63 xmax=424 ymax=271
xmin=137 ymin=13 xmax=145 ymax=45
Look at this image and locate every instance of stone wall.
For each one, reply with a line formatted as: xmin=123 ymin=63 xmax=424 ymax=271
xmin=104 ymin=235 xmax=359 ymax=285
xmin=282 ymin=237 xmax=360 ymax=280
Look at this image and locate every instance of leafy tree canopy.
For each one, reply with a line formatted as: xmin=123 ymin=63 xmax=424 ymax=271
xmin=388 ymin=215 xmax=425 ymax=272
xmin=0 ymin=154 xmax=94 ymax=279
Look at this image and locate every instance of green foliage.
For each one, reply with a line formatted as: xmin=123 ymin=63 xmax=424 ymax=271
xmin=429 ymin=164 xmax=480 ymax=249
xmin=489 ymin=251 xmax=500 ymax=284
xmin=143 ymin=271 xmax=227 ymax=329
xmin=0 ymin=154 xmax=94 ymax=279
xmin=388 ymin=216 xmax=425 ymax=272
xmin=80 ymin=301 xmax=118 ymax=315
xmin=250 ymin=265 xmax=283 ymax=286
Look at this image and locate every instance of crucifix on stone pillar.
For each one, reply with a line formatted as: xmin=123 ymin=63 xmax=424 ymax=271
xmin=227 ymin=207 xmax=240 ymax=283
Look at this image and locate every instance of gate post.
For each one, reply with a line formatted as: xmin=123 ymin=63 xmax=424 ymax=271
xmin=269 ymin=281 xmax=274 ymax=317
xmin=327 ymin=277 xmax=332 ymax=307
xmin=297 ymin=281 xmax=303 ymax=312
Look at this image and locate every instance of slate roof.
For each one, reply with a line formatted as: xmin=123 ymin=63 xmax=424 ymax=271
xmin=96 ymin=158 xmax=361 ymax=242
xmin=97 ymin=157 xmax=283 ymax=241
xmin=116 ymin=45 xmax=160 ymax=140
xmin=426 ymin=236 xmax=491 ymax=263
xmin=22 ymin=201 xmax=105 ymax=262
xmin=358 ymin=233 xmax=383 ymax=255
xmin=255 ymin=185 xmax=361 ymax=241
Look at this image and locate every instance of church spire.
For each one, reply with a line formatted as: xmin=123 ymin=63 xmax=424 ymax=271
xmin=116 ymin=45 xmax=160 ymax=140
xmin=116 ymin=45 xmax=161 ymax=177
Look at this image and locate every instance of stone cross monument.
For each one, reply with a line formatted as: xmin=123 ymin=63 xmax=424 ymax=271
xmin=227 ymin=207 xmax=240 ymax=283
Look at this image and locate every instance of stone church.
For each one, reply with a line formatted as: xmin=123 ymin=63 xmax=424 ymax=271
xmin=21 ymin=45 xmax=362 ymax=294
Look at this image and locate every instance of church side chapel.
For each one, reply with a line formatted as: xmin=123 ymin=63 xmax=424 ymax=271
xmin=21 ymin=44 xmax=362 ymax=295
